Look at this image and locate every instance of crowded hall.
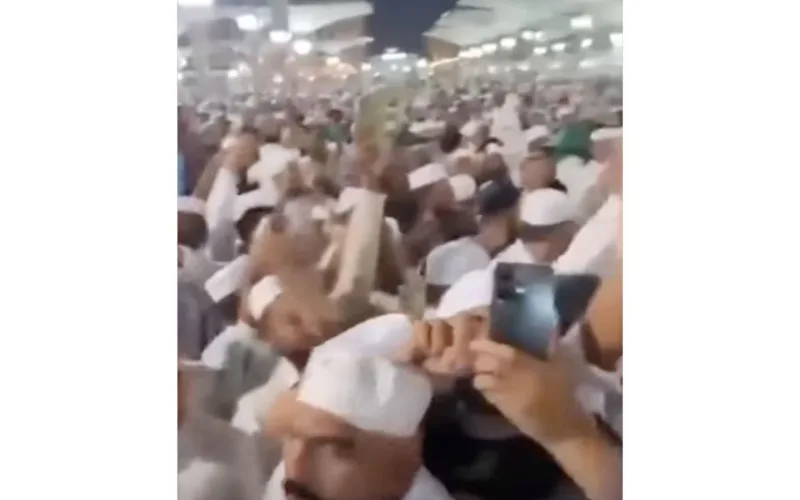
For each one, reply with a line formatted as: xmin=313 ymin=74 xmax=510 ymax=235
xmin=177 ymin=0 xmax=623 ymax=499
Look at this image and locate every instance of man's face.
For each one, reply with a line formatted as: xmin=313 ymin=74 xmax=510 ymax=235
xmin=270 ymin=391 xmax=420 ymax=500
xmin=520 ymin=153 xmax=555 ymax=191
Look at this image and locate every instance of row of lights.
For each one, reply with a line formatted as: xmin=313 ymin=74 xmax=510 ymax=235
xmin=459 ymin=31 xmax=622 ymax=60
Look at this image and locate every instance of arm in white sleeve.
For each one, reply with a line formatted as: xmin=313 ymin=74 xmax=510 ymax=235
xmin=205 ymin=168 xmax=238 ymax=231
xmin=204 ymin=168 xmax=239 ymax=261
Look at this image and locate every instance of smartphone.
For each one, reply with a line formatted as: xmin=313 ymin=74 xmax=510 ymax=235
xmin=490 ymin=263 xmax=600 ymax=360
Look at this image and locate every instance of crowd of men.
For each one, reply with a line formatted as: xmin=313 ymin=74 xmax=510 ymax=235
xmin=177 ymin=84 xmax=623 ymax=500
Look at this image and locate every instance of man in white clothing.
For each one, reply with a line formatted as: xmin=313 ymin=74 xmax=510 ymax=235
xmin=493 ymin=189 xmax=576 ymax=265
xmin=261 ymin=351 xmax=454 ymax=500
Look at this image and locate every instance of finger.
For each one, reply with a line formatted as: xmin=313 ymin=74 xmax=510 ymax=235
xmin=448 ymin=314 xmax=473 ymax=364
xmin=472 ymin=353 xmax=505 ymax=376
xmin=412 ymin=320 xmax=432 ymax=354
xmin=428 ymin=319 xmax=451 ymax=357
xmin=472 ymin=374 xmax=499 ymax=392
xmin=393 ymin=341 xmax=416 ymax=363
xmin=469 ymin=339 xmax=517 ymax=361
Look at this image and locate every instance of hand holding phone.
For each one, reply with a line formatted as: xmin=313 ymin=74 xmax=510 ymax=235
xmin=490 ymin=263 xmax=600 ymax=361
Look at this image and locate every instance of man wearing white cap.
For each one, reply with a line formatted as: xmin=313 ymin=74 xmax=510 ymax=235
xmin=179 ymin=196 xmax=223 ymax=286
xmin=519 ymin=144 xmax=568 ymax=195
xmin=262 ymin=351 xmax=454 ymax=500
xmin=493 ymin=189 xmax=576 ymax=265
xmin=423 ymin=237 xmax=491 ymax=308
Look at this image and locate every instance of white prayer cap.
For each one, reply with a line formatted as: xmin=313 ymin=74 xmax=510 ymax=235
xmin=556 ymin=106 xmax=576 ymax=119
xmin=408 ymin=163 xmax=448 ymax=190
xmin=233 ymin=187 xmax=278 ymax=222
xmin=204 ymin=255 xmax=251 ymax=303
xmin=334 ymin=187 xmax=369 ymax=215
xmin=460 ymin=120 xmax=481 ymax=138
xmin=247 ymin=275 xmax=282 ymax=321
xmin=525 ymin=125 xmax=550 ymax=144
xmin=425 ymin=239 xmax=491 ymax=287
xmin=178 ymin=196 xmax=206 ymax=216
xmin=435 ymin=268 xmax=494 ymax=319
xmin=590 ymin=127 xmax=623 ymax=142
xmin=520 ymin=188 xmax=574 ymax=226
xmin=313 ymin=313 xmax=414 ymax=359
xmin=447 ymin=174 xmax=477 ymax=202
xmin=485 ymin=143 xmax=503 ymax=155
xmin=409 ymin=120 xmax=445 ymax=137
xmin=298 ymin=351 xmax=432 ymax=437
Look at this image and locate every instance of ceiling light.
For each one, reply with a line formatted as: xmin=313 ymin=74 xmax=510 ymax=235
xmin=570 ymin=15 xmax=593 ymax=30
xmin=402 ymin=65 xmax=412 ymax=73
xmin=499 ymin=37 xmax=517 ymax=50
xmin=534 ymin=31 xmax=545 ymax=41
xmin=361 ymin=62 xmax=372 ymax=71
xmin=390 ymin=64 xmax=398 ymax=71
xmin=517 ymin=63 xmax=530 ymax=71
xmin=581 ymin=38 xmax=593 ymax=49
xmin=273 ymin=74 xmax=284 ymax=84
xmin=550 ymin=61 xmax=562 ymax=69
xmin=488 ymin=65 xmax=497 ymax=74
xmin=326 ymin=55 xmax=340 ymax=66
xmin=373 ymin=71 xmax=381 ymax=77
xmin=459 ymin=49 xmax=470 ymax=58
xmin=533 ymin=46 xmax=547 ymax=56
xmin=521 ymin=30 xmax=535 ymax=41
xmin=177 ymin=73 xmax=184 ymax=81
xmin=416 ymin=58 xmax=429 ymax=68
xmin=610 ymin=32 xmax=623 ymax=47
xmin=227 ymin=69 xmax=239 ymax=79
xmin=551 ymin=42 xmax=566 ymax=53
xmin=235 ymin=14 xmax=261 ymax=32
xmin=269 ymin=30 xmax=292 ymax=44
xmin=292 ymin=39 xmax=313 ymax=55
xmin=579 ymin=59 xmax=595 ymax=68
xmin=482 ymin=43 xmax=498 ymax=54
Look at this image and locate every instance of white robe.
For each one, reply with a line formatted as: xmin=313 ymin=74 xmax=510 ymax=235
xmin=553 ymin=195 xmax=621 ymax=278
xmin=263 ymin=462 xmax=454 ymax=500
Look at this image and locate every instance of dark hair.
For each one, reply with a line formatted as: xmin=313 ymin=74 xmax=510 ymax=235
xmin=178 ymin=213 xmax=208 ymax=249
xmin=236 ymin=208 xmax=274 ymax=251
xmin=476 ymin=137 xmax=504 ymax=153
xmin=439 ymin=123 xmax=462 ymax=154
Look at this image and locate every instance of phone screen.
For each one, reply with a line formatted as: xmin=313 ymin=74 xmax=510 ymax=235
xmin=490 ymin=263 xmax=600 ymax=360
